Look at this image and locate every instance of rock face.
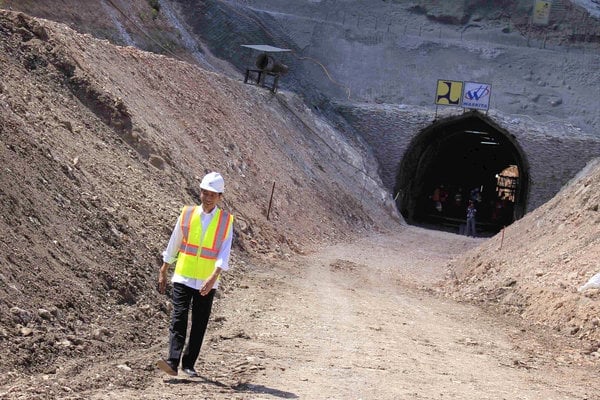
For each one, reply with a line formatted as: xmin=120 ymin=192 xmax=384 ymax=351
xmin=168 ymin=0 xmax=600 ymax=216
xmin=335 ymin=103 xmax=600 ymax=212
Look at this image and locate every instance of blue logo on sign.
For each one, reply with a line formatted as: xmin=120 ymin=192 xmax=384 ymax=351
xmin=465 ymin=85 xmax=490 ymax=101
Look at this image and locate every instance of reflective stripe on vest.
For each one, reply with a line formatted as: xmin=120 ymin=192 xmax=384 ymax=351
xmin=174 ymin=206 xmax=234 ymax=280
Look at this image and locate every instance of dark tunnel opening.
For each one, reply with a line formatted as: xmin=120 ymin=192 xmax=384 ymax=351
xmin=395 ymin=111 xmax=529 ymax=237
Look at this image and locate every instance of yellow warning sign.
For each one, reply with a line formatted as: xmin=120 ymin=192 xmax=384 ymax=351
xmin=533 ymin=0 xmax=552 ymax=25
xmin=435 ymin=80 xmax=463 ymax=106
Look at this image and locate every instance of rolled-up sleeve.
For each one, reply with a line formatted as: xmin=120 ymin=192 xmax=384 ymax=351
xmin=215 ymin=222 xmax=234 ymax=272
xmin=162 ymin=215 xmax=183 ymax=264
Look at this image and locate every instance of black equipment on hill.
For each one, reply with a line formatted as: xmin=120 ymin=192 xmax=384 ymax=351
xmin=242 ymin=45 xmax=291 ymax=93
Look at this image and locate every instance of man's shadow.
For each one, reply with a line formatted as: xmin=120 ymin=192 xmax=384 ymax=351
xmin=164 ymin=375 xmax=298 ymax=399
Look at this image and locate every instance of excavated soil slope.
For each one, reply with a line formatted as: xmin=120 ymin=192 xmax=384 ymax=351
xmin=443 ymin=158 xmax=600 ymax=355
xmin=0 ymin=8 xmax=394 ymax=378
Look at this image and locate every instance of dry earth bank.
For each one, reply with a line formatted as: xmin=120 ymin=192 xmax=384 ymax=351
xmin=0 ymin=7 xmax=395 ymax=391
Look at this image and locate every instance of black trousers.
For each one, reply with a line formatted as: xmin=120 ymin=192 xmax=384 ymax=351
xmin=168 ymin=282 xmax=215 ymax=369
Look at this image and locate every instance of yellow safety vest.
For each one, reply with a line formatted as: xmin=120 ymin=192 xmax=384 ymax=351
xmin=174 ymin=206 xmax=234 ymax=280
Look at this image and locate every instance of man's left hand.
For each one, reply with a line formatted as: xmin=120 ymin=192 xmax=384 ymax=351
xmin=200 ymin=273 xmax=219 ymax=296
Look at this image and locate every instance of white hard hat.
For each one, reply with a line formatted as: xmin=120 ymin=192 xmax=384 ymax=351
xmin=199 ymin=172 xmax=224 ymax=193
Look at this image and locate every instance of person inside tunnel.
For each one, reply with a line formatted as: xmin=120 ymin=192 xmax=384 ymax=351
xmin=395 ymin=112 xmax=528 ymax=236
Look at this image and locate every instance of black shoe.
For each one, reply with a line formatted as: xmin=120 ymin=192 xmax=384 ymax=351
xmin=182 ymin=367 xmax=199 ymax=378
xmin=157 ymin=359 xmax=177 ymax=376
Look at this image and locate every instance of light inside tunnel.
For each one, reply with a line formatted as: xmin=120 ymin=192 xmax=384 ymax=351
xmin=395 ymin=112 xmax=529 ymax=236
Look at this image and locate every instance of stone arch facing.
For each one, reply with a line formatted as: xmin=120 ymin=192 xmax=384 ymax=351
xmin=395 ymin=111 xmax=529 ymax=234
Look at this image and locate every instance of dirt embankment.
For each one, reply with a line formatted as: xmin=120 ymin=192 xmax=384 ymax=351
xmin=443 ymin=158 xmax=600 ymax=356
xmin=0 ymin=8 xmax=396 ymax=382
xmin=0 ymin=0 xmax=181 ymax=54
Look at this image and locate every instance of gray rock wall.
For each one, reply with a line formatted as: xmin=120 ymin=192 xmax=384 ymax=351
xmin=232 ymin=0 xmax=600 ymax=133
xmin=336 ymin=103 xmax=600 ymax=212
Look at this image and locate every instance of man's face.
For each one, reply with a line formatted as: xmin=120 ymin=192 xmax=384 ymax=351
xmin=200 ymin=189 xmax=221 ymax=211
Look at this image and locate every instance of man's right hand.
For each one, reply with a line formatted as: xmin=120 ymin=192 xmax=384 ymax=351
xmin=158 ymin=263 xmax=169 ymax=294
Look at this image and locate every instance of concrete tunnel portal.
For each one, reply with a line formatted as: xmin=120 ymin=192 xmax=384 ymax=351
xmin=395 ymin=112 xmax=529 ymax=236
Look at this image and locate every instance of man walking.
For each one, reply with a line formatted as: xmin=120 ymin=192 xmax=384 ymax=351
xmin=157 ymin=172 xmax=234 ymax=377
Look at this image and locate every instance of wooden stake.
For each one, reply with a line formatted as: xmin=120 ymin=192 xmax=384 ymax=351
xmin=267 ymin=181 xmax=276 ymax=221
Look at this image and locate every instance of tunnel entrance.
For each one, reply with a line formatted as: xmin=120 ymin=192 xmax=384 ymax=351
xmin=395 ymin=111 xmax=529 ymax=236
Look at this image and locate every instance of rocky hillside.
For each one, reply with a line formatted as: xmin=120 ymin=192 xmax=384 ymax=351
xmin=5 ymin=1 xmax=600 ymax=134
xmin=1 ymin=0 xmax=175 ymax=53
xmin=0 ymin=9 xmax=397 ymax=375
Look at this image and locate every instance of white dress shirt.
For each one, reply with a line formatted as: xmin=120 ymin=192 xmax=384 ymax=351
xmin=162 ymin=206 xmax=233 ymax=290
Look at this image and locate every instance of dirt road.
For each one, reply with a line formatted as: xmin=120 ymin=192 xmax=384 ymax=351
xmin=71 ymin=227 xmax=595 ymax=399
xmin=2 ymin=227 xmax=596 ymax=399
